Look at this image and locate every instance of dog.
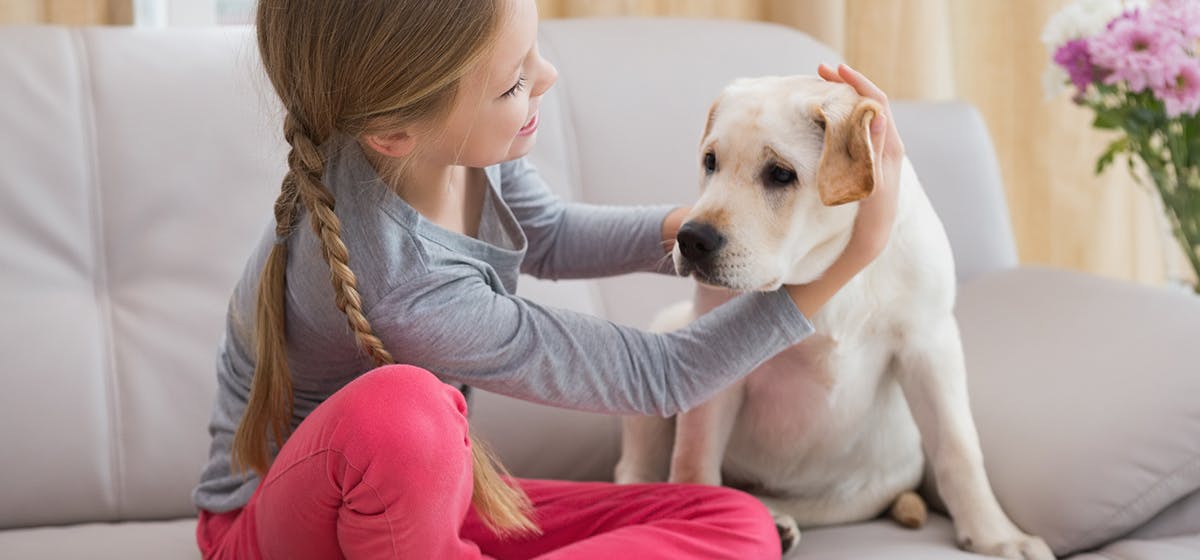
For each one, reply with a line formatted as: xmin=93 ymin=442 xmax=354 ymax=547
xmin=614 ymin=76 xmax=1053 ymax=559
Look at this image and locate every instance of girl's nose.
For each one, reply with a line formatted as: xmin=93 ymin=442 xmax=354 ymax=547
xmin=531 ymin=58 xmax=558 ymax=98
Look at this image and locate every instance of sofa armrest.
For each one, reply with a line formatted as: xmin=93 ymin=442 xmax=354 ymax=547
xmin=952 ymin=266 xmax=1200 ymax=556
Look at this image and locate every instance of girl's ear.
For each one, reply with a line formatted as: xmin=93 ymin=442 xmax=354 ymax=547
xmin=363 ymin=130 xmax=417 ymax=158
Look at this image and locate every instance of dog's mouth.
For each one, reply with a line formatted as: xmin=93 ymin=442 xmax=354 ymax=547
xmin=676 ymin=258 xmax=735 ymax=289
xmin=677 ymin=258 xmax=780 ymax=292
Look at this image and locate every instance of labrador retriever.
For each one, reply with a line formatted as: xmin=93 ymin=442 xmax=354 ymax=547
xmin=615 ymin=75 xmax=1052 ymax=560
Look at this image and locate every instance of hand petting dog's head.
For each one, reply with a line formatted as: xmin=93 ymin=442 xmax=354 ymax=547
xmin=675 ymin=75 xmax=881 ymax=290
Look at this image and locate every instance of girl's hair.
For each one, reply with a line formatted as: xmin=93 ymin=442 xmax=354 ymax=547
xmin=232 ymin=0 xmax=538 ymax=536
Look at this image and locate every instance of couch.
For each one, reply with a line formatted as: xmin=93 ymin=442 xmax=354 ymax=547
xmin=1 ymin=18 xmax=1198 ymax=559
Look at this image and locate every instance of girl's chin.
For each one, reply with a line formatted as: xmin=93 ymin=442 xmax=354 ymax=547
xmin=507 ymin=135 xmax=537 ymax=157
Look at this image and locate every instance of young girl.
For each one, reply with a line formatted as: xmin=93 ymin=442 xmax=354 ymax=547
xmin=191 ymin=0 xmax=906 ymax=558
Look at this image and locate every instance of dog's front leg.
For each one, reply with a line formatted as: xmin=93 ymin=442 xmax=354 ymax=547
xmin=669 ymin=377 xmax=747 ymax=486
xmin=896 ymin=318 xmax=1054 ymax=560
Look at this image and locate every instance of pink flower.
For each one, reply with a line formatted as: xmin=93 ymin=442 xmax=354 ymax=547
xmin=1055 ymin=39 xmax=1099 ymax=93
xmin=1155 ymin=57 xmax=1200 ymax=116
xmin=1149 ymin=0 xmax=1200 ymax=41
xmin=1089 ymin=8 xmax=1181 ymax=91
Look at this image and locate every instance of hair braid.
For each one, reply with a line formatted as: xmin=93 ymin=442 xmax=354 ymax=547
xmin=246 ymin=0 xmax=538 ymax=536
xmin=286 ymin=124 xmax=394 ymax=366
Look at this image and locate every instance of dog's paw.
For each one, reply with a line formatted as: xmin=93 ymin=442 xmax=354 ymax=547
xmin=774 ymin=514 xmax=801 ymax=553
xmin=958 ymin=532 xmax=1055 ymax=560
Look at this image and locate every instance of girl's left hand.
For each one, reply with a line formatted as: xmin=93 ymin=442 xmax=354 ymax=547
xmin=816 ymin=63 xmax=905 ymax=267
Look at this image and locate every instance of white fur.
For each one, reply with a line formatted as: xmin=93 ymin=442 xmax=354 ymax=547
xmin=615 ymin=77 xmax=1053 ymax=559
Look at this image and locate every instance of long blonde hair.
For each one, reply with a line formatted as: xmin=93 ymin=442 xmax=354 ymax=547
xmin=232 ymin=0 xmax=538 ymax=536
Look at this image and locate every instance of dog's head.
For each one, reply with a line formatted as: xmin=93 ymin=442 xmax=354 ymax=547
xmin=674 ymin=75 xmax=882 ymax=290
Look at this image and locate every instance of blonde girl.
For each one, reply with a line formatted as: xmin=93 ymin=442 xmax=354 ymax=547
xmin=191 ymin=0 xmax=905 ymax=558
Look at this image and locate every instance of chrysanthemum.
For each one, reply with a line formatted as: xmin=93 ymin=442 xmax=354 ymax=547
xmin=1055 ymin=39 xmax=1099 ymax=93
xmin=1089 ymin=9 xmax=1181 ymax=91
xmin=1155 ymin=58 xmax=1200 ymax=117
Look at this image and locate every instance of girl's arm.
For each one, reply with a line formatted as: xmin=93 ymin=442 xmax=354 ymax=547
xmin=368 ymin=266 xmax=813 ymax=417
xmin=500 ymin=157 xmax=680 ymax=279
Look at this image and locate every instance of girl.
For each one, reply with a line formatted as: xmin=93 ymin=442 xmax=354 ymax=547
xmin=191 ymin=0 xmax=906 ymax=558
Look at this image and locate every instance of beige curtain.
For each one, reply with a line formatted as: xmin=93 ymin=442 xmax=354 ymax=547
xmin=538 ymin=0 xmax=1189 ymax=287
xmin=0 ymin=0 xmax=131 ymax=24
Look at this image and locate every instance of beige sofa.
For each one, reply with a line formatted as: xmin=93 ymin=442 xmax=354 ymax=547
xmin=1 ymin=19 xmax=1198 ymax=559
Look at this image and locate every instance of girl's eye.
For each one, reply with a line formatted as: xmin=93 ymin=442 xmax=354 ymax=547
xmin=502 ymin=75 xmax=527 ymax=98
xmin=703 ymin=152 xmax=717 ymax=174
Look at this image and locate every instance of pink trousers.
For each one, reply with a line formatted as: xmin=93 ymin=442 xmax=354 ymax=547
xmin=197 ymin=365 xmax=779 ymax=559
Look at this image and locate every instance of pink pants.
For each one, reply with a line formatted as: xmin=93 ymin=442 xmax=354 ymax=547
xmin=196 ymin=365 xmax=779 ymax=559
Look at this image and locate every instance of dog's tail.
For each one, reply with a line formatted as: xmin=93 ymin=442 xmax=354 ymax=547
xmin=889 ymin=490 xmax=928 ymax=529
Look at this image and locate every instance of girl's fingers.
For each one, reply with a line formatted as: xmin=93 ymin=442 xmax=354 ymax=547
xmin=836 ymin=64 xmax=888 ymax=104
xmin=817 ymin=63 xmax=843 ymax=83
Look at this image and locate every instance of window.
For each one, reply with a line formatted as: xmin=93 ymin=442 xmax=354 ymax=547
xmin=134 ymin=0 xmax=254 ymax=26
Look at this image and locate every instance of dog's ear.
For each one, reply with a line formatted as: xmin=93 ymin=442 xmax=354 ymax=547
xmin=816 ymin=98 xmax=882 ymax=206
xmin=701 ymin=93 xmax=725 ymax=145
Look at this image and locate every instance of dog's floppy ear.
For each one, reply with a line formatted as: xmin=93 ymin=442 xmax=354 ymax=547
xmin=701 ymin=93 xmax=724 ymax=144
xmin=816 ymin=98 xmax=883 ymax=206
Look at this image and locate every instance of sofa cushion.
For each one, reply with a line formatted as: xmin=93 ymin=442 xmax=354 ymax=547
xmin=788 ymin=515 xmax=982 ymax=559
xmin=954 ymin=267 xmax=1200 ymax=556
xmin=0 ymin=518 xmax=199 ymax=560
xmin=1072 ymin=534 xmax=1200 ymax=560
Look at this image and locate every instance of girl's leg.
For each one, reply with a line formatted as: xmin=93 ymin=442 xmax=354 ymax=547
xmin=199 ymin=365 xmax=486 ymax=560
xmin=462 ymin=478 xmax=780 ymax=560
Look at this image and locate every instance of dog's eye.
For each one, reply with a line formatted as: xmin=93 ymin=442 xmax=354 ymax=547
xmin=765 ymin=165 xmax=797 ymax=187
xmin=703 ymin=152 xmax=717 ymax=174
xmin=814 ymin=116 xmax=827 ymax=131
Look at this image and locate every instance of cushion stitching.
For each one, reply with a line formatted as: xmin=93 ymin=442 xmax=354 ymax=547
xmin=70 ymin=28 xmax=125 ymax=521
xmin=1070 ymin=454 xmax=1200 ymax=552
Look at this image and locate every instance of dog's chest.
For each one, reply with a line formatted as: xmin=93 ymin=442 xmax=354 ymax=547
xmin=734 ymin=319 xmax=902 ymax=457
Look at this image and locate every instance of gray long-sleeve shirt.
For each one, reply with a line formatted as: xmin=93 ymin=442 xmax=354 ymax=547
xmin=192 ymin=136 xmax=814 ymax=513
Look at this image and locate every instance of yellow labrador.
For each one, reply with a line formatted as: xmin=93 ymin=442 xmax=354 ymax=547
xmin=615 ymin=76 xmax=1052 ymax=559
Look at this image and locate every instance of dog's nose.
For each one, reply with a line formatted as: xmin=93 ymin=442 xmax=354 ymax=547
xmin=676 ymin=222 xmax=726 ymax=262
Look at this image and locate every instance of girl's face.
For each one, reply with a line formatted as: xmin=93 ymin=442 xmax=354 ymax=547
xmin=423 ymin=0 xmax=557 ymax=168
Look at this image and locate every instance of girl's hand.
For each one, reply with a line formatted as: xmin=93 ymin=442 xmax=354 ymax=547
xmin=816 ymin=63 xmax=905 ymax=270
xmin=784 ymin=64 xmax=904 ymax=318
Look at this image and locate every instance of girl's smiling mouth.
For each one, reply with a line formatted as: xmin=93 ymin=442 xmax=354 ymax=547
xmin=517 ymin=112 xmax=539 ymax=136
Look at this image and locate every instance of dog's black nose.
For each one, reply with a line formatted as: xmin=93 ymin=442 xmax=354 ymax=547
xmin=676 ymin=222 xmax=726 ymax=262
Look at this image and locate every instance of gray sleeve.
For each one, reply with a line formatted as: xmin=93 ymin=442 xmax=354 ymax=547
xmin=500 ymin=157 xmax=678 ymax=279
xmin=368 ymin=266 xmax=814 ymax=417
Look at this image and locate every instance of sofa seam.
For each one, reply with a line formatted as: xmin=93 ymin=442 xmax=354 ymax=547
xmin=70 ymin=28 xmax=126 ymax=520
xmin=537 ymin=26 xmax=607 ymax=318
xmin=1070 ymin=454 xmax=1200 ymax=553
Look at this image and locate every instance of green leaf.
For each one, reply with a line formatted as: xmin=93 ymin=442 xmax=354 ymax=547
xmin=1096 ymin=137 xmax=1129 ymax=174
xmin=1093 ymin=111 xmax=1123 ymax=130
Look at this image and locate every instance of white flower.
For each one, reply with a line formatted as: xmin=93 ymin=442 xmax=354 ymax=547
xmin=1043 ymin=65 xmax=1071 ymax=99
xmin=1041 ymin=0 xmax=1149 ymax=49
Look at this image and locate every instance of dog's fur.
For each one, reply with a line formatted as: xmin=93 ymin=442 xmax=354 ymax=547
xmin=615 ymin=76 xmax=1053 ymax=559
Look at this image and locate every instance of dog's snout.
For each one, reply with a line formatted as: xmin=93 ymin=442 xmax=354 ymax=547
xmin=676 ymin=222 xmax=726 ymax=262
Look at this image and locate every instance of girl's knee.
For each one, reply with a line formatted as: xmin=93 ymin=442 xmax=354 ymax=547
xmin=344 ymin=364 xmax=466 ymax=416
xmin=683 ymin=486 xmax=780 ymax=555
xmin=321 ymin=364 xmax=470 ymax=456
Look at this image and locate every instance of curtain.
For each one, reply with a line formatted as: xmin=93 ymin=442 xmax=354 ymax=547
xmin=537 ymin=0 xmax=1187 ymax=287
xmin=0 ymin=0 xmax=131 ymax=24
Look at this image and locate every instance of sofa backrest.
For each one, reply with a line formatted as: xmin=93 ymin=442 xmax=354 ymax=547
xmin=0 ymin=21 xmax=1016 ymax=528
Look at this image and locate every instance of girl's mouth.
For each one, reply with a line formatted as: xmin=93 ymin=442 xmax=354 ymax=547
xmin=517 ymin=112 xmax=539 ymax=137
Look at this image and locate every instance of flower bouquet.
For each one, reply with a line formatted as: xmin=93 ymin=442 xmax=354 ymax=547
xmin=1043 ymin=0 xmax=1200 ymax=293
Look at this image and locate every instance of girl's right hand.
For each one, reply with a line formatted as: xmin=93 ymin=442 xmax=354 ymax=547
xmin=784 ymin=64 xmax=904 ymax=318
